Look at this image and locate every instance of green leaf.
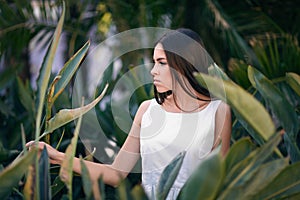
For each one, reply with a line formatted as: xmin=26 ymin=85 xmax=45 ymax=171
xmin=0 ymin=67 xmax=17 ymax=90
xmin=20 ymin=124 xmax=27 ymax=156
xmin=280 ymin=192 xmax=300 ymax=200
xmin=128 ymin=65 xmax=152 ymax=101
xmin=220 ymin=134 xmax=282 ymax=199
xmin=208 ymin=63 xmax=230 ymax=80
xmin=97 ymin=177 xmax=106 ymax=200
xmin=225 ymin=137 xmax=256 ymax=174
xmin=17 ymin=77 xmax=35 ymax=118
xmin=250 ymin=161 xmax=300 ymax=199
xmin=52 ymin=41 xmax=90 ymax=102
xmin=131 ymin=185 xmax=148 ymax=200
xmin=283 ymin=133 xmax=300 ymax=163
xmin=46 ymin=76 xmax=61 ymax=121
xmin=42 ymin=83 xmax=108 ymax=137
xmin=224 ymin=158 xmax=288 ymax=200
xmin=111 ymin=99 xmax=133 ymax=134
xmin=117 ymin=179 xmax=133 ymax=200
xmin=35 ymin=1 xmax=65 ymax=140
xmin=228 ymin=59 xmax=251 ymax=89
xmin=83 ymin=147 xmax=96 ymax=161
xmin=39 ymin=147 xmax=51 ymax=199
xmin=232 ymin=113 xmax=265 ymax=146
xmin=248 ymin=66 xmax=299 ymax=138
xmin=240 ymin=158 xmax=289 ymax=199
xmin=59 ymin=101 xmax=83 ymax=200
xmin=156 ymin=151 xmax=186 ymax=200
xmin=178 ymin=152 xmax=224 ymax=200
xmin=55 ymin=129 xmax=65 ymax=150
xmin=0 ymin=99 xmax=14 ymax=117
xmin=51 ymin=176 xmax=65 ymax=198
xmin=23 ymin=162 xmax=36 ymax=199
xmin=0 ymin=148 xmax=19 ymax=164
xmin=195 ymin=73 xmax=275 ymax=141
xmin=0 ymin=148 xmax=37 ymax=199
xmin=286 ymin=72 xmax=300 ymax=97
xmin=80 ymin=156 xmax=93 ymax=200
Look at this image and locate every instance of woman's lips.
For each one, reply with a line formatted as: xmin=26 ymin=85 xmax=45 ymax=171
xmin=153 ymin=79 xmax=160 ymax=84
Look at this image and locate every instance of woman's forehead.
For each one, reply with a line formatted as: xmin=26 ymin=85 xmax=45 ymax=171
xmin=153 ymin=43 xmax=166 ymax=59
xmin=154 ymin=43 xmax=164 ymax=50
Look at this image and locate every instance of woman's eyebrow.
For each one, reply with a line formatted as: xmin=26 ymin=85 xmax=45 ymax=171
xmin=153 ymin=57 xmax=167 ymax=62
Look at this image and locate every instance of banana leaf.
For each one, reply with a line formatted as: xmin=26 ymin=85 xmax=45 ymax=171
xmin=286 ymin=72 xmax=300 ymax=97
xmin=224 ymin=137 xmax=256 ymax=173
xmin=195 ymin=73 xmax=275 ymax=142
xmin=219 ymin=134 xmax=281 ymax=199
xmin=80 ymin=156 xmax=93 ymax=199
xmin=0 ymin=149 xmax=37 ymax=199
xmin=248 ymin=66 xmax=299 ymax=138
xmin=51 ymin=40 xmax=90 ymax=103
xmin=249 ymin=161 xmax=300 ymax=199
xmin=41 ymin=84 xmax=108 ymax=137
xmin=156 ymin=151 xmax=186 ymax=200
xmin=59 ymin=103 xmax=83 ymax=200
xmin=35 ymin=1 xmax=65 ymax=139
xmin=178 ymin=151 xmax=224 ymax=200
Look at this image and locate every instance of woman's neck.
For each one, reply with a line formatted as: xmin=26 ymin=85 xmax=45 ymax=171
xmin=162 ymin=92 xmax=210 ymax=113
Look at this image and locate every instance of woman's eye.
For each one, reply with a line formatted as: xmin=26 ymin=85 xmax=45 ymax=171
xmin=159 ymin=62 xmax=167 ymax=65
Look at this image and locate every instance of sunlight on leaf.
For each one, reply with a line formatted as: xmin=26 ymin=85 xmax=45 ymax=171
xmin=35 ymin=1 xmax=65 ymax=140
xmin=286 ymin=72 xmax=300 ymax=97
xmin=41 ymin=84 xmax=108 ymax=137
xmin=24 ymin=163 xmax=36 ymax=200
xmin=59 ymin=100 xmax=83 ymax=199
xmin=195 ymin=73 xmax=275 ymax=141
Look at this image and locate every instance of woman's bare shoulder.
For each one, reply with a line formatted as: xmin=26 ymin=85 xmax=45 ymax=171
xmin=138 ymin=99 xmax=152 ymax=114
xmin=132 ymin=99 xmax=153 ymax=126
xmin=217 ymin=101 xmax=231 ymax=112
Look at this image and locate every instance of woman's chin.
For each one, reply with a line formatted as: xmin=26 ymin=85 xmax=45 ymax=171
xmin=157 ymin=89 xmax=170 ymax=93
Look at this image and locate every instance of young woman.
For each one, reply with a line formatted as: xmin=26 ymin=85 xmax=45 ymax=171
xmin=27 ymin=28 xmax=231 ymax=200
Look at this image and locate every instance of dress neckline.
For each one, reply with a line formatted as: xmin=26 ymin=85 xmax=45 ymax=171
xmin=155 ymin=99 xmax=215 ymax=115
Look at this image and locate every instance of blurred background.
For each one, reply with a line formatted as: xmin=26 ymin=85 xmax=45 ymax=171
xmin=0 ymin=0 xmax=299 ymax=198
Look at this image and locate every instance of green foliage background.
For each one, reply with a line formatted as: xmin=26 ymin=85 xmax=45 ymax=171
xmin=0 ymin=0 xmax=299 ymax=199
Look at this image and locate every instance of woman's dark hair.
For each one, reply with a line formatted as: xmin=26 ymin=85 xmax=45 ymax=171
xmin=153 ymin=28 xmax=214 ymax=107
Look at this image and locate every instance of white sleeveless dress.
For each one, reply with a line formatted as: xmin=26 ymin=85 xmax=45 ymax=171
xmin=140 ymin=99 xmax=221 ymax=200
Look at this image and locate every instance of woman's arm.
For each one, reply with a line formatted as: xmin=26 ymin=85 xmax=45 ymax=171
xmin=27 ymin=100 xmax=151 ymax=187
xmin=214 ymin=101 xmax=232 ymax=156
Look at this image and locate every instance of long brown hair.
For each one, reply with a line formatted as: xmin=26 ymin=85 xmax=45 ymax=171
xmin=154 ymin=28 xmax=214 ymax=107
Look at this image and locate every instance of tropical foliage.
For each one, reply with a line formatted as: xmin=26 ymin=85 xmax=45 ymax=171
xmin=0 ymin=0 xmax=299 ymax=199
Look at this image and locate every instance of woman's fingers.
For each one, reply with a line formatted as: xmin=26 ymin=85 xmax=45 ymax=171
xmin=25 ymin=141 xmax=62 ymax=164
xmin=26 ymin=141 xmax=65 ymax=164
xmin=25 ymin=140 xmax=35 ymax=148
xmin=26 ymin=141 xmax=45 ymax=150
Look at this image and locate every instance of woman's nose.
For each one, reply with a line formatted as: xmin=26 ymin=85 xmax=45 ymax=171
xmin=150 ymin=63 xmax=158 ymax=76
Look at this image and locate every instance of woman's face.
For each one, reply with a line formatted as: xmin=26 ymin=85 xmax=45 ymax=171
xmin=151 ymin=43 xmax=173 ymax=93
